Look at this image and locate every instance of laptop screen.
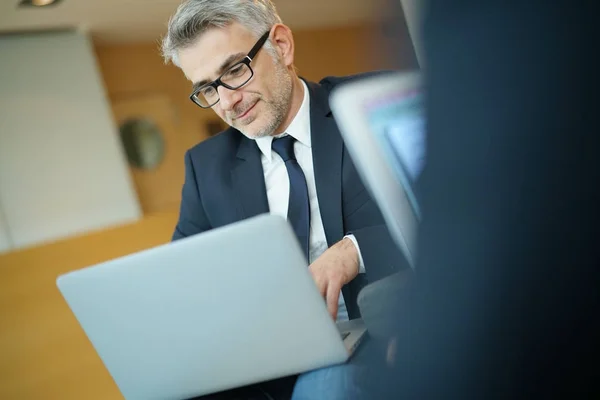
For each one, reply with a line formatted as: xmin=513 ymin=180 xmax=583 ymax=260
xmin=363 ymin=87 xmax=426 ymax=218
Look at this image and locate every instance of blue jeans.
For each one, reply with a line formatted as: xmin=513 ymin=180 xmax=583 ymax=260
xmin=291 ymin=362 xmax=366 ymax=400
xmin=191 ymin=366 xmax=363 ymax=400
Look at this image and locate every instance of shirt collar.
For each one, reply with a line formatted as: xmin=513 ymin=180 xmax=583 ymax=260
xmin=255 ymin=79 xmax=312 ymax=162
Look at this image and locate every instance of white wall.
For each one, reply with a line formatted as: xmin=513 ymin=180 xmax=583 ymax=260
xmin=0 ymin=203 xmax=11 ymax=253
xmin=0 ymin=30 xmax=141 ymax=253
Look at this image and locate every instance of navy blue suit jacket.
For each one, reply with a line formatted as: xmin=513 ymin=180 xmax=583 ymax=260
xmin=172 ymin=75 xmax=408 ymax=319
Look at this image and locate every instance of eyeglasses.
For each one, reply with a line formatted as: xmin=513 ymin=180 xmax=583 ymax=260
xmin=189 ymin=30 xmax=271 ymax=109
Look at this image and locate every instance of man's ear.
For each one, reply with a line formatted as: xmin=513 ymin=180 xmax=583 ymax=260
xmin=270 ymin=24 xmax=295 ymax=67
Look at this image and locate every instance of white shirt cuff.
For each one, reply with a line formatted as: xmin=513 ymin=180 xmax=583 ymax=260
xmin=344 ymin=234 xmax=366 ymax=274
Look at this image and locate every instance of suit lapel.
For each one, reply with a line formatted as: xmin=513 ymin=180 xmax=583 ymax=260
xmin=307 ymin=81 xmax=344 ymax=246
xmin=231 ymin=135 xmax=270 ymax=219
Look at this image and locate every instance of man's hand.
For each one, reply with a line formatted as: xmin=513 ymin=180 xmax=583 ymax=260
xmin=309 ymin=238 xmax=360 ymax=320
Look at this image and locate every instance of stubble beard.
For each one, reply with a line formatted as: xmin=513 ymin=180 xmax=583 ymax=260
xmin=235 ymin=61 xmax=293 ymax=140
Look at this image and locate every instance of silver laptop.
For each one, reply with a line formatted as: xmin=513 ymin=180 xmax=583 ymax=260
xmin=56 ymin=214 xmax=366 ymax=400
xmin=329 ymin=71 xmax=424 ymax=268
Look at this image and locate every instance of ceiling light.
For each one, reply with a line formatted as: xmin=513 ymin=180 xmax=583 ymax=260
xmin=18 ymin=0 xmax=63 ymax=7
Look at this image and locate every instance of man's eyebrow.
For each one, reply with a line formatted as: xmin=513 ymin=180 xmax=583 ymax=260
xmin=191 ymin=52 xmax=246 ymax=92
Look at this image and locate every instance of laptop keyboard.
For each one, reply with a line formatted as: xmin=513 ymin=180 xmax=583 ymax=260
xmin=340 ymin=332 xmax=350 ymax=340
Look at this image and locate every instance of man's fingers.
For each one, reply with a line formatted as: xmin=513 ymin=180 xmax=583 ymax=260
xmin=310 ymin=259 xmax=345 ymax=319
xmin=317 ymin=279 xmax=327 ymax=299
xmin=326 ymin=280 xmax=342 ymax=320
xmin=310 ymin=267 xmax=327 ymax=298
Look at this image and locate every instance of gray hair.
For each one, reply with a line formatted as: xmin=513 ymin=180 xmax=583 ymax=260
xmin=161 ymin=0 xmax=283 ymax=66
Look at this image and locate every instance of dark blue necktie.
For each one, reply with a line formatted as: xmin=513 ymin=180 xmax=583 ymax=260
xmin=272 ymin=135 xmax=311 ymax=262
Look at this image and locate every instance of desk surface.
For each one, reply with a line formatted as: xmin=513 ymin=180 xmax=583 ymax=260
xmin=0 ymin=211 xmax=177 ymax=399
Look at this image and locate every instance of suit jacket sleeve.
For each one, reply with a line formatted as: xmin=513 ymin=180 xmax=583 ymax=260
xmin=351 ymin=224 xmax=406 ymax=281
xmin=172 ymin=150 xmax=212 ymax=241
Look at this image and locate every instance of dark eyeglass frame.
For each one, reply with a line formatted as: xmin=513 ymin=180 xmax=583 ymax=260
xmin=189 ymin=30 xmax=271 ymax=109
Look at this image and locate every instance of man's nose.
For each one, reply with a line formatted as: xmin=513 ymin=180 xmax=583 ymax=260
xmin=217 ymin=85 xmax=241 ymax=112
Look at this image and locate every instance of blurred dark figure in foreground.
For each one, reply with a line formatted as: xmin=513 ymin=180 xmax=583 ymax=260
xmin=360 ymin=0 xmax=599 ymax=398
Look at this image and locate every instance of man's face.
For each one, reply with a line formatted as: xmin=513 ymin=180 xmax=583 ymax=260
xmin=178 ymin=23 xmax=293 ymax=139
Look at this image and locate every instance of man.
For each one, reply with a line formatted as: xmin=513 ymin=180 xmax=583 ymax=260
xmin=161 ymin=0 xmax=407 ymax=398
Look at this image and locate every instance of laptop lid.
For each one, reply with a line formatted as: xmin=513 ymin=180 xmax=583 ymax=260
xmin=56 ymin=214 xmax=348 ymax=400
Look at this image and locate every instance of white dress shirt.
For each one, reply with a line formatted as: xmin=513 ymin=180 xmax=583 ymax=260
xmin=255 ymin=80 xmax=365 ymax=321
